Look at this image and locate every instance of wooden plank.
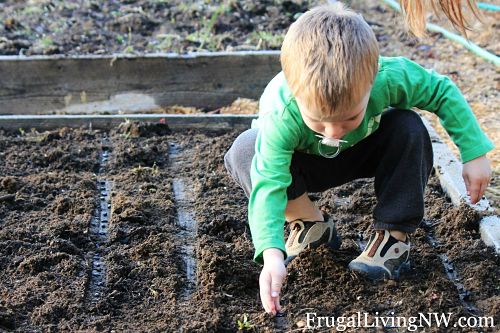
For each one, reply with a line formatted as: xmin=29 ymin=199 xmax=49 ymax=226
xmin=0 ymin=51 xmax=280 ymax=115
xmin=0 ymin=114 xmax=257 ymax=131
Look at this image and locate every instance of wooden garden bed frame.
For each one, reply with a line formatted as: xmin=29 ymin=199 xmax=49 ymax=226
xmin=0 ymin=51 xmax=280 ymax=115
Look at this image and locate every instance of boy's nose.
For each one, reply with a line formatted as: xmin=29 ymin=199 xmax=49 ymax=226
xmin=323 ymin=124 xmax=345 ymax=139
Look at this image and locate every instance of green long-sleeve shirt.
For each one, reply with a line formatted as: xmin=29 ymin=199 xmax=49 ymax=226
xmin=249 ymin=56 xmax=494 ymax=264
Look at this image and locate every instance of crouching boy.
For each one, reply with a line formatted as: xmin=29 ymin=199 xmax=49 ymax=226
xmin=224 ymin=3 xmax=493 ymax=315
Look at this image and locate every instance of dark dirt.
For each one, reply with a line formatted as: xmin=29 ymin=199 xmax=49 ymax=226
xmin=0 ymin=0 xmax=497 ymax=206
xmin=3 ymin=124 xmax=497 ymax=332
xmin=0 ymin=0 xmax=316 ymax=56
xmin=0 ymin=0 xmax=498 ymax=331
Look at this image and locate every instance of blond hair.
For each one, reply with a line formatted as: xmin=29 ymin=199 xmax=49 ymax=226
xmin=400 ymin=0 xmax=480 ymax=37
xmin=281 ymin=3 xmax=379 ymax=119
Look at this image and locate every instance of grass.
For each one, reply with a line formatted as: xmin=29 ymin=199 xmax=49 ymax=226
xmin=20 ymin=6 xmax=43 ymax=16
xmin=185 ymin=2 xmax=230 ymax=51
xmin=150 ymin=33 xmax=183 ymax=53
xmin=122 ymin=27 xmax=135 ymax=54
xmin=40 ymin=37 xmax=54 ymax=47
xmin=246 ymin=31 xmax=285 ymax=49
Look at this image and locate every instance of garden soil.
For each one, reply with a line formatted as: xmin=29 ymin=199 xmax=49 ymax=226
xmin=0 ymin=0 xmax=498 ymax=331
xmin=0 ymin=0 xmax=497 ymax=206
xmin=0 ymin=125 xmax=498 ymax=332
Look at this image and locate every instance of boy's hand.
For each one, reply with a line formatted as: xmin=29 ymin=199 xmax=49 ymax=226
xmin=462 ymin=155 xmax=492 ymax=204
xmin=260 ymin=248 xmax=286 ymax=316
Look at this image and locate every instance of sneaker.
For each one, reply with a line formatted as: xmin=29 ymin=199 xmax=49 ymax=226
xmin=284 ymin=217 xmax=341 ymax=264
xmin=348 ymin=230 xmax=410 ymax=281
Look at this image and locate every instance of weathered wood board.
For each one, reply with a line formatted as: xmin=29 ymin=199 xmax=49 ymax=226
xmin=0 ymin=51 xmax=281 ymax=115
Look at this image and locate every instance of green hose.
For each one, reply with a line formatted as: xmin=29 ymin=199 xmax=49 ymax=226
xmin=381 ymin=0 xmax=500 ymax=67
xmin=477 ymin=2 xmax=500 ymax=11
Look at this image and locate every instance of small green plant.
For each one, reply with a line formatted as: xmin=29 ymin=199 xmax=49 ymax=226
xmin=149 ymin=287 xmax=159 ymax=298
xmin=236 ymin=314 xmax=253 ymax=331
xmin=131 ymin=163 xmax=159 ymax=177
xmin=116 ymin=35 xmax=125 ymax=44
xmin=21 ymin=6 xmax=43 ymax=16
xmin=176 ymin=2 xmax=200 ymax=13
xmin=153 ymin=33 xmax=182 ymax=52
xmin=122 ymin=27 xmax=135 ymax=53
xmin=18 ymin=128 xmax=25 ymax=136
xmin=151 ymin=162 xmax=159 ymax=175
xmin=201 ymin=4 xmax=225 ymax=48
xmin=40 ymin=37 xmax=54 ymax=47
xmin=185 ymin=3 xmax=229 ymax=50
xmin=118 ymin=118 xmax=133 ymax=139
xmin=248 ymin=31 xmax=285 ymax=49
xmin=131 ymin=165 xmax=145 ymax=176
xmin=123 ymin=45 xmax=135 ymax=53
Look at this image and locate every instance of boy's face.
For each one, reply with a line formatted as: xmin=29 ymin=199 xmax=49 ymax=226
xmin=297 ymin=89 xmax=371 ymax=140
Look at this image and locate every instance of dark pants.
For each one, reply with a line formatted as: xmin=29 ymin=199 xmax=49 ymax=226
xmin=224 ymin=109 xmax=433 ymax=233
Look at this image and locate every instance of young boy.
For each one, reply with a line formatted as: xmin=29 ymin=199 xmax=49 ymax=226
xmin=224 ymin=3 xmax=493 ymax=316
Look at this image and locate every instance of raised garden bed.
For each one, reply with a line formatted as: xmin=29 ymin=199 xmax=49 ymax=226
xmin=0 ymin=123 xmax=498 ymax=331
xmin=0 ymin=0 xmax=498 ymax=331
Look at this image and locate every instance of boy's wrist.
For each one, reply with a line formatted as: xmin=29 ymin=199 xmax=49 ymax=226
xmin=263 ymin=248 xmax=285 ymax=262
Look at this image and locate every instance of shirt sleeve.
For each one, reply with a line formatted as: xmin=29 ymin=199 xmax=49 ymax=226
xmin=383 ymin=57 xmax=494 ymax=162
xmin=249 ymin=109 xmax=301 ymax=264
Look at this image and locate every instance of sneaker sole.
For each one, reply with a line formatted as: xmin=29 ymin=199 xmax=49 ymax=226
xmin=348 ymin=261 xmax=411 ymax=281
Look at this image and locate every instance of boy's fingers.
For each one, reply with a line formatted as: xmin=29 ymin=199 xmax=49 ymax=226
xmin=259 ymin=272 xmax=275 ymax=315
xmin=468 ymin=182 xmax=481 ymax=204
xmin=259 ymin=286 xmax=271 ymax=313
xmin=261 ymin=272 xmax=284 ymax=315
xmin=271 ymin=287 xmax=281 ymax=313
xmin=260 ymin=288 xmax=273 ymax=314
xmin=271 ymin=280 xmax=282 ymax=297
xmin=271 ymin=276 xmax=283 ymax=314
xmin=463 ymin=175 xmax=471 ymax=194
xmin=274 ymin=297 xmax=282 ymax=312
xmin=478 ymin=181 xmax=488 ymax=202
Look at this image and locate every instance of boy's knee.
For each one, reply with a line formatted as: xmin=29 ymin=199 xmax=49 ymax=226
xmin=223 ymin=150 xmax=232 ymax=173
xmin=224 ymin=129 xmax=258 ymax=174
xmin=387 ymin=109 xmax=430 ymax=140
